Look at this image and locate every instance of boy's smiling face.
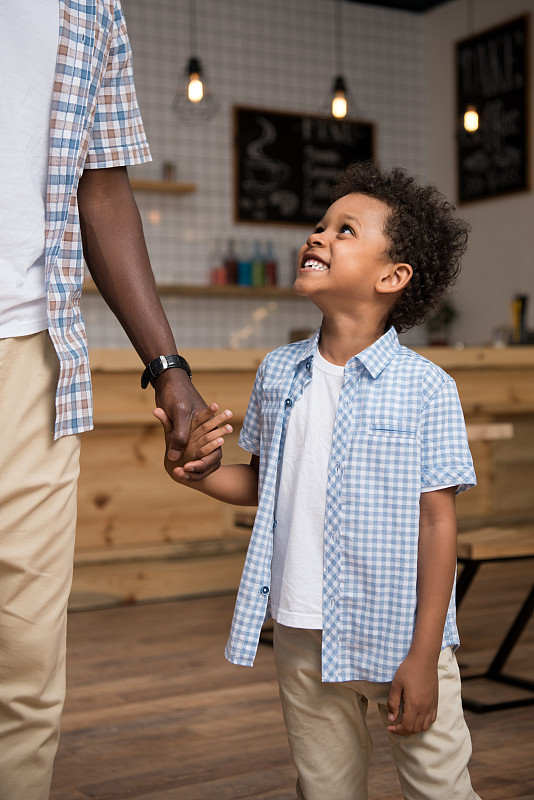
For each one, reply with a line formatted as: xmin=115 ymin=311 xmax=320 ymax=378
xmin=294 ymin=192 xmax=410 ymax=316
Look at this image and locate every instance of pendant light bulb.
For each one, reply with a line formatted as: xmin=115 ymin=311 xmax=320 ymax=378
xmin=461 ymin=3 xmax=479 ymax=134
xmin=332 ymin=93 xmax=347 ymax=119
xmin=331 ymin=75 xmax=348 ymax=119
xmin=186 ymin=57 xmax=204 ymax=103
xmin=463 ymin=104 xmax=479 ymax=133
xmin=171 ymin=4 xmax=218 ymax=122
xmin=188 ymin=73 xmax=203 ymax=103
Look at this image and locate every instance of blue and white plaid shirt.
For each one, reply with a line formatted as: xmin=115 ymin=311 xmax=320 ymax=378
xmin=225 ymin=326 xmax=476 ymax=682
xmin=47 ymin=0 xmax=151 ymax=438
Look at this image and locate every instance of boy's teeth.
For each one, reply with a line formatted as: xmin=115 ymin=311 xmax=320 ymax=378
xmin=304 ymin=259 xmax=328 ymax=270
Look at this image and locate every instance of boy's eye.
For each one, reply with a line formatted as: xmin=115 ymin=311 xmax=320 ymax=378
xmin=314 ymin=225 xmax=325 ymax=234
xmin=340 ymin=223 xmax=355 ymax=235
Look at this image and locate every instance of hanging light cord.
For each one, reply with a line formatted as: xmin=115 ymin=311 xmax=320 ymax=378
xmin=466 ymin=0 xmax=474 ymax=37
xmin=189 ymin=0 xmax=198 ymax=57
xmin=334 ymin=0 xmax=344 ymax=76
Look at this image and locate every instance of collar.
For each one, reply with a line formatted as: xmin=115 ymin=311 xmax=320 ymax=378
xmin=297 ymin=326 xmax=401 ymax=380
xmin=350 ymin=326 xmax=401 ymax=378
xmin=298 ymin=328 xmax=322 ymax=364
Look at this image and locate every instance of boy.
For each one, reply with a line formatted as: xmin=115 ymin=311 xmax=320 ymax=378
xmin=156 ymin=160 xmax=480 ymax=799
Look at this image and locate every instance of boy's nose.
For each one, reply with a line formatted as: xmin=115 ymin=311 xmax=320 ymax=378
xmin=307 ymin=230 xmax=327 ymax=247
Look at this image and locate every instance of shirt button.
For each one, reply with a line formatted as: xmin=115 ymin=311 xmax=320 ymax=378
xmin=284 ymin=398 xmax=292 ymax=407
xmin=306 ymin=361 xmax=311 ymax=370
xmin=273 ymin=519 xmax=277 ymax=528
xmin=261 ymin=586 xmax=270 ymax=595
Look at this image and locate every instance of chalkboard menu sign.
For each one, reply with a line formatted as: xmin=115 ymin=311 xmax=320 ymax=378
xmin=234 ymin=106 xmax=374 ymax=224
xmin=456 ymin=15 xmax=529 ymax=203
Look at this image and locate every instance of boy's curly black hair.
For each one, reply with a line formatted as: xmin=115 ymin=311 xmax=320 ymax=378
xmin=330 ymin=160 xmax=470 ymax=332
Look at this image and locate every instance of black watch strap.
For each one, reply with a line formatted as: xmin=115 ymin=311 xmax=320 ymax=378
xmin=141 ymin=354 xmax=192 ymax=389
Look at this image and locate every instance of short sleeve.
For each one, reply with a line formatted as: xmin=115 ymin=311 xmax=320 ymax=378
xmin=420 ymin=379 xmax=476 ymax=495
xmin=238 ymin=361 xmax=265 ymax=456
xmin=85 ymin=0 xmax=151 ymax=168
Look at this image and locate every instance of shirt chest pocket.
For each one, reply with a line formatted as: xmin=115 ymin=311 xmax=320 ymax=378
xmin=367 ymin=418 xmax=418 ymax=440
xmin=355 ymin=417 xmax=420 ymax=491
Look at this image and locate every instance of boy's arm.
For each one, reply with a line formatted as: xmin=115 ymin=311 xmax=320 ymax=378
xmin=154 ymin=406 xmax=259 ymax=506
xmin=387 ymin=486 xmax=457 ymax=736
xmin=173 ymin=458 xmax=259 ymax=506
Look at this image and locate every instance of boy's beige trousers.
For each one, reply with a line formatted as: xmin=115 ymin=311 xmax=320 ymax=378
xmin=273 ymin=622 xmax=481 ymax=800
xmin=0 ymin=332 xmax=80 ymax=800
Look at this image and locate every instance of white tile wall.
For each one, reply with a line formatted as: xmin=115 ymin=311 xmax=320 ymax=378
xmin=82 ymin=0 xmax=428 ymax=350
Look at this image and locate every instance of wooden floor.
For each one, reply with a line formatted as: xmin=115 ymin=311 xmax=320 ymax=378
xmin=51 ymin=560 xmax=534 ymax=800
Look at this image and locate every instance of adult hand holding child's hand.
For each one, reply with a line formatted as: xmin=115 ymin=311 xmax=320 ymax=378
xmin=154 ymin=403 xmax=233 ymax=484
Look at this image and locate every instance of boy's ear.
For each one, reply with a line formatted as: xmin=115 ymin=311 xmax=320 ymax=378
xmin=376 ymin=262 xmax=413 ymax=294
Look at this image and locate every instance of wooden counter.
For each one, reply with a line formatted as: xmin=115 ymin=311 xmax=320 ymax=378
xmin=71 ymin=346 xmax=534 ymax=610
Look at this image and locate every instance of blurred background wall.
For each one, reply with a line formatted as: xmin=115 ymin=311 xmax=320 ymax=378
xmin=81 ymin=0 xmax=534 ymax=350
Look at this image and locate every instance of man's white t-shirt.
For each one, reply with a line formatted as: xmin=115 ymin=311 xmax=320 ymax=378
xmin=0 ymin=2 xmax=59 ymax=337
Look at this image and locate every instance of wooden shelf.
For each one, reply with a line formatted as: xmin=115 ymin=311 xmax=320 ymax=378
xmin=129 ymin=178 xmax=196 ymax=194
xmin=158 ymin=285 xmax=299 ymax=298
xmin=83 ymin=281 xmax=299 ymax=299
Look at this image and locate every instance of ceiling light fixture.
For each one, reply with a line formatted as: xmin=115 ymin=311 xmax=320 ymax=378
xmin=462 ymin=0 xmax=479 ymax=133
xmin=463 ymin=104 xmax=479 ymax=133
xmin=330 ymin=0 xmax=350 ymax=119
xmin=172 ymin=0 xmax=218 ymax=122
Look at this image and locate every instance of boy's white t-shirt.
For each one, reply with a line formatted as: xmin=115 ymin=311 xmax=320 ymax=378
xmin=270 ymin=347 xmax=453 ymax=631
xmin=271 ymin=348 xmax=344 ymax=629
xmin=0 ymin=2 xmax=59 ymax=337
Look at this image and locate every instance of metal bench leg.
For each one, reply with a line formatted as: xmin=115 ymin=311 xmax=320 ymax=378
xmin=461 ymin=582 xmax=534 ymax=712
xmin=486 ymin=583 xmax=534 ymax=688
xmin=456 ymin=560 xmax=480 ymax=608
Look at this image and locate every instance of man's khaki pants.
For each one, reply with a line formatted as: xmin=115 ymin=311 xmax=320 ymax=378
xmin=0 ymin=333 xmax=80 ymax=800
xmin=273 ymin=622 xmax=481 ymax=800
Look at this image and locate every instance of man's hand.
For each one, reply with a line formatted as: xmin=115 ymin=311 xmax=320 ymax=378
xmin=386 ymin=653 xmax=439 ymax=736
xmin=154 ymin=402 xmax=233 ymax=484
xmin=153 ymin=367 xmax=225 ymax=480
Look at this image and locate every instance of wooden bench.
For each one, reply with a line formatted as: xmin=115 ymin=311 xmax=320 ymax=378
xmin=457 ymin=524 xmax=534 ymax=712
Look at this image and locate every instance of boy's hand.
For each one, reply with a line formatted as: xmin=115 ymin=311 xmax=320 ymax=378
xmin=154 ymin=403 xmax=233 ymax=483
xmin=386 ymin=653 xmax=439 ymax=736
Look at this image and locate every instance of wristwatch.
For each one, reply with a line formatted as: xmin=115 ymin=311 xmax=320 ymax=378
xmin=141 ymin=354 xmax=192 ymax=389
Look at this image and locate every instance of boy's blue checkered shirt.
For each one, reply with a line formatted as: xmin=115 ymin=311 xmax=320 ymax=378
xmin=225 ymin=326 xmax=476 ymax=682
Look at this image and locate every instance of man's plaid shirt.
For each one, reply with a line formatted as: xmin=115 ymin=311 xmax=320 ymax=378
xmin=47 ymin=0 xmax=150 ymax=438
xmin=225 ymin=327 xmax=476 ymax=682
